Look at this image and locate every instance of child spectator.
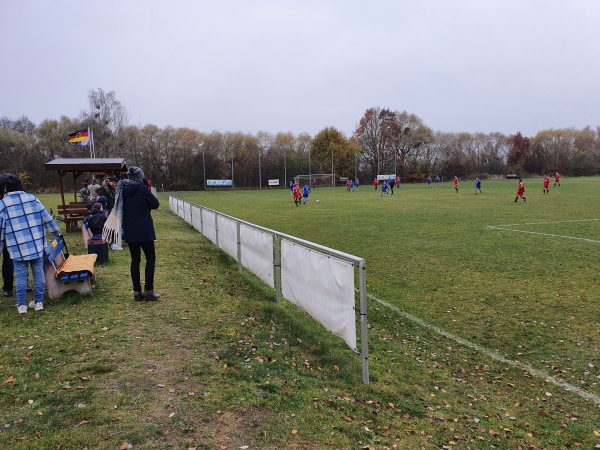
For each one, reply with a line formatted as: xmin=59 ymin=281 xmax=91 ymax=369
xmin=84 ymin=202 xmax=107 ymax=238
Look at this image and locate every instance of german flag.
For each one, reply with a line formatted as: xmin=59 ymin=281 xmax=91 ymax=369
xmin=68 ymin=128 xmax=89 ymax=143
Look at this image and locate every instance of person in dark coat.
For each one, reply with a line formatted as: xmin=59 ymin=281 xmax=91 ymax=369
xmin=118 ymin=166 xmax=160 ymax=301
xmin=0 ymin=173 xmax=15 ymax=297
xmin=83 ymin=203 xmax=107 ymax=238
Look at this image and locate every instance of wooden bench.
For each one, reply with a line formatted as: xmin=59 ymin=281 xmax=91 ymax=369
xmin=57 ymin=202 xmax=90 ymax=232
xmin=44 ymin=236 xmax=97 ymax=300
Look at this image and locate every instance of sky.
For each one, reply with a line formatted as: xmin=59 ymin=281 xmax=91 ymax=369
xmin=1 ymin=1 xmax=599 ymax=138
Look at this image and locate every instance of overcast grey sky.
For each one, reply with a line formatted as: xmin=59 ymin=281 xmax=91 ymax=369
xmin=1 ymin=1 xmax=599 ymax=138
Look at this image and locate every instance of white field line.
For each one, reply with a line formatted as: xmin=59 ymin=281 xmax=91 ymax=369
xmin=486 ymin=218 xmax=600 ymax=244
xmin=368 ymin=293 xmax=600 ymax=407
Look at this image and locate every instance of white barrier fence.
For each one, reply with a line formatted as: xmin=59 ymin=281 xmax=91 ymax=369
xmin=169 ymin=196 xmax=369 ymax=384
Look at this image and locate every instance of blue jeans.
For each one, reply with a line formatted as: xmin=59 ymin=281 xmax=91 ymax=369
xmin=13 ymin=257 xmax=45 ymax=306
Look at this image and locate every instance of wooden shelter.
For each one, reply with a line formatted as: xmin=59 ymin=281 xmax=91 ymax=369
xmin=45 ymin=158 xmax=128 ymax=230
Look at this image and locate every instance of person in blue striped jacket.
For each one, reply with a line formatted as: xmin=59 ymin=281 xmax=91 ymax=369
xmin=0 ymin=174 xmax=61 ymax=314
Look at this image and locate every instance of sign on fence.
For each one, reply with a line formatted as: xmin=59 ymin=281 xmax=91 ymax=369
xmin=207 ymin=179 xmax=233 ymax=187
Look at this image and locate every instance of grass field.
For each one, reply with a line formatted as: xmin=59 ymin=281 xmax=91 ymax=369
xmin=1 ymin=177 xmax=599 ymax=449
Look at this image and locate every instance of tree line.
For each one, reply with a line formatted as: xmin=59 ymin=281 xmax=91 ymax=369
xmin=2 ymin=89 xmax=599 ymax=192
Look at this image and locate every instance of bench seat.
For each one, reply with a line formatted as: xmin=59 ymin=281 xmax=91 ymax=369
xmin=44 ymin=236 xmax=97 ymax=300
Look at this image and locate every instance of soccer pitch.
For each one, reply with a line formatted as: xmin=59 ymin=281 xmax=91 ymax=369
xmin=175 ymin=177 xmax=600 ymax=402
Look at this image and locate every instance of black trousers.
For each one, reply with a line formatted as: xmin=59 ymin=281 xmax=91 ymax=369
xmin=2 ymin=246 xmax=14 ymax=292
xmin=127 ymin=241 xmax=156 ymax=292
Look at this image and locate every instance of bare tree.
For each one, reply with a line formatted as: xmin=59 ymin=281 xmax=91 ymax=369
xmin=82 ymin=88 xmax=129 ymax=156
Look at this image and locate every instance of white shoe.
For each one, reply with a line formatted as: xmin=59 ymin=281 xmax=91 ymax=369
xmin=28 ymin=301 xmax=44 ymax=311
xmin=111 ymin=244 xmax=123 ymax=251
xmin=18 ymin=305 xmax=27 ymax=314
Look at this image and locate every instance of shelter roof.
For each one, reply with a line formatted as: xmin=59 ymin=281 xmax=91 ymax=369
xmin=45 ymin=158 xmax=128 ymax=172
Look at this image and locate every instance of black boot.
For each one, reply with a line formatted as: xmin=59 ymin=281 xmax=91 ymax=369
xmin=142 ymin=290 xmax=161 ymax=301
xmin=134 ymin=291 xmax=143 ymax=301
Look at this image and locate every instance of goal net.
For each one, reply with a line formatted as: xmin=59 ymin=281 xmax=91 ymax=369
xmin=294 ymin=173 xmax=333 ymax=187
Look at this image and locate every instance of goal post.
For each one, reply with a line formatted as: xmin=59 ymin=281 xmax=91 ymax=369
xmin=294 ymin=173 xmax=334 ymax=187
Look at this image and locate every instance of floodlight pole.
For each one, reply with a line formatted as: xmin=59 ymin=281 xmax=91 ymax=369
xmin=200 ymin=143 xmax=206 ymax=190
xmin=284 ymin=148 xmax=287 ymax=189
xmin=258 ymin=148 xmax=262 ymax=189
xmin=331 ymin=150 xmax=334 ymax=186
xmin=308 ymin=148 xmax=311 ymax=185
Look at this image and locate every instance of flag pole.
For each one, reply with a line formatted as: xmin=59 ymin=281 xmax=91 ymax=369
xmin=88 ymin=127 xmax=92 ymax=158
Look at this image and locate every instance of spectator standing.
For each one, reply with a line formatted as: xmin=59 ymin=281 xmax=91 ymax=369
xmin=88 ymin=179 xmax=101 ymax=202
xmin=98 ymin=177 xmax=118 ymax=210
xmin=0 ymin=174 xmax=61 ymax=313
xmin=79 ymin=181 xmax=90 ymax=202
xmin=388 ymin=178 xmax=394 ymax=195
xmin=0 ymin=173 xmax=15 ymax=297
xmin=106 ymin=166 xmax=160 ymax=301
xmin=84 ymin=203 xmax=107 ymax=238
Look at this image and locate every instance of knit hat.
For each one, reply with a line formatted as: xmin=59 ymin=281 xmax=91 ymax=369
xmin=97 ymin=196 xmax=108 ymax=207
xmin=127 ymin=166 xmax=144 ymax=180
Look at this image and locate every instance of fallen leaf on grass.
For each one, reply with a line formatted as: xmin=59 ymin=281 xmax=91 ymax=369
xmin=79 ymin=420 xmax=89 ymax=425
xmin=291 ymin=429 xmax=298 ymax=435
xmin=3 ymin=376 xmax=15 ymax=385
xmin=594 ymin=430 xmax=600 ymax=437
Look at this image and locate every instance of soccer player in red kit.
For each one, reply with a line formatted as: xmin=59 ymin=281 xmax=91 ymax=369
xmin=514 ymin=178 xmax=526 ymax=202
xmin=543 ymin=175 xmax=550 ymax=194
xmin=453 ymin=176 xmax=459 ymax=193
xmin=554 ymin=172 xmax=561 ymax=188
